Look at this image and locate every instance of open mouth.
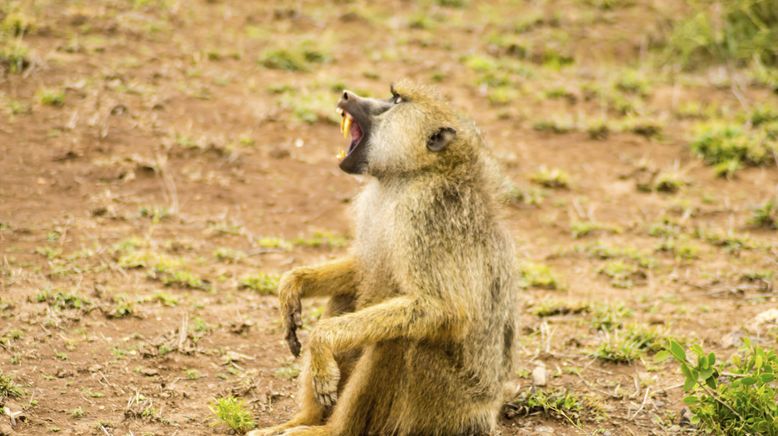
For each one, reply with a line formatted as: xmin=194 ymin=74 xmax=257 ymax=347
xmin=336 ymin=108 xmax=364 ymax=160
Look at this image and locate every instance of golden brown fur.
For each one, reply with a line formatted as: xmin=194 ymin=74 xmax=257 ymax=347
xmin=249 ymin=80 xmax=517 ymax=436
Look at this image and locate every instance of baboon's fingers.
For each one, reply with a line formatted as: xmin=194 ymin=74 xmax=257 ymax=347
xmin=285 ymin=323 xmax=301 ymax=357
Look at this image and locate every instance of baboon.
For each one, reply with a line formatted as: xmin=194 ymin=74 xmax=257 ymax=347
xmin=249 ymin=80 xmax=517 ymax=436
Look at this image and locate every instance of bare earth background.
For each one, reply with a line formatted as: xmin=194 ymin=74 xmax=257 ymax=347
xmin=1 ymin=0 xmax=777 ymax=435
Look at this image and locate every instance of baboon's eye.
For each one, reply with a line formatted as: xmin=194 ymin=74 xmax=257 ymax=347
xmin=393 ymin=95 xmax=403 ymax=104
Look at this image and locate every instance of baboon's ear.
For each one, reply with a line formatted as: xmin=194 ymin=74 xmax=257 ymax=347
xmin=427 ymin=127 xmax=456 ymax=152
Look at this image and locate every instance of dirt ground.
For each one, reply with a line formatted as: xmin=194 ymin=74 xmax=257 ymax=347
xmin=1 ymin=0 xmax=777 ymax=435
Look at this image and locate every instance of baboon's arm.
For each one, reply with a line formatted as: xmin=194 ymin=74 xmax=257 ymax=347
xmin=310 ymin=295 xmax=459 ymax=350
xmin=280 ymin=256 xmax=359 ymax=357
xmin=306 ymin=294 xmax=465 ymax=405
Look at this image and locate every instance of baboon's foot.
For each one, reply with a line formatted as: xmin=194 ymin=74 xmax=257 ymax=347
xmin=279 ymin=425 xmax=331 ymax=436
xmin=247 ymin=419 xmax=321 ymax=436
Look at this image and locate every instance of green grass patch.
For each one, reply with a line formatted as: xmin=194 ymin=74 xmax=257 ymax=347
xmin=531 ymin=299 xmax=590 ymax=317
xmin=259 ymin=41 xmax=329 ymax=72
xmin=37 ymin=88 xmax=65 ymax=107
xmin=530 ymin=166 xmax=570 ymax=189
xmin=292 ymin=231 xmax=348 ymax=249
xmin=750 ymin=199 xmax=777 ymax=229
xmin=690 ymin=122 xmax=777 ymax=176
xmin=665 ymin=0 xmax=778 ymax=68
xmin=239 ymin=273 xmax=280 ymax=295
xmin=519 ymin=262 xmax=560 ymax=290
xmin=0 ymin=370 xmax=24 ymax=400
xmin=570 ymin=221 xmax=622 ymax=238
xmin=503 ymin=388 xmax=594 ymax=426
xmin=209 ymin=396 xmax=255 ymax=433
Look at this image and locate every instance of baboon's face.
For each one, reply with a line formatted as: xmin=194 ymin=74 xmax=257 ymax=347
xmin=336 ymin=80 xmax=472 ymax=177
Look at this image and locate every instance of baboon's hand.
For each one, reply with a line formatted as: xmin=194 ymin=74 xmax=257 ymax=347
xmin=278 ymin=270 xmax=304 ymax=357
xmin=310 ymin=349 xmax=340 ymax=407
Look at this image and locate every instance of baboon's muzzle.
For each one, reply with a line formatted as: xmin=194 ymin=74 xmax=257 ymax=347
xmin=336 ymin=90 xmax=392 ymax=174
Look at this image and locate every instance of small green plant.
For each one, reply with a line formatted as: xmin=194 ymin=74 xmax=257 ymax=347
xmin=213 ymin=247 xmax=246 ymax=263
xmin=70 ymin=407 xmax=85 ymax=418
xmin=653 ymin=171 xmax=686 ymax=193
xmin=292 ymin=231 xmax=348 ymax=248
xmin=209 ymin=396 xmax=255 ymax=433
xmin=35 ymin=290 xmax=93 ymax=312
xmin=751 ymin=199 xmax=777 ymax=229
xmin=593 ymin=332 xmax=643 ymax=363
xmin=259 ymin=41 xmax=329 ymax=72
xmin=690 ymin=123 xmax=776 ymax=175
xmin=532 ymin=118 xmax=575 ymax=134
xmin=531 ymin=299 xmax=590 ymax=317
xmin=239 ymin=273 xmax=280 ymax=295
xmin=0 ymin=370 xmax=24 ymax=399
xmin=37 ymin=88 xmax=65 ymax=107
xmin=666 ymin=0 xmax=778 ymax=68
xmin=590 ymin=304 xmax=633 ymax=331
xmin=106 ymin=296 xmax=134 ymax=319
xmin=656 ymin=339 xmax=778 ymax=435
xmin=519 ymin=262 xmax=560 ymax=290
xmin=657 ymin=238 xmax=702 ymax=260
xmin=530 ymin=166 xmax=570 ymax=189
xmin=502 ymin=388 xmax=589 ymax=426
xmin=570 ymin=221 xmax=621 ymax=238
xmin=598 ymin=260 xmax=646 ymax=288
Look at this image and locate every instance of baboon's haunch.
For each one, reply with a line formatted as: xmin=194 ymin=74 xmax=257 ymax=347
xmin=249 ymin=80 xmax=517 ymax=436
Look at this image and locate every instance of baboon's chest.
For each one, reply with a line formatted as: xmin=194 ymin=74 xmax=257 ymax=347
xmin=354 ymin=184 xmax=403 ymax=305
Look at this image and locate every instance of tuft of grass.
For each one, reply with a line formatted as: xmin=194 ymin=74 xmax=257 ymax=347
xmin=598 ymin=260 xmax=647 ymax=288
xmin=0 ymin=370 xmax=24 ymax=400
xmin=653 ymin=171 xmax=686 ymax=193
xmin=532 ymin=118 xmax=575 ymax=134
xmin=666 ymin=0 xmax=778 ymax=69
xmin=750 ymin=199 xmax=777 ymax=229
xmin=593 ymin=332 xmax=643 ymax=363
xmin=694 ymin=228 xmax=754 ymax=254
xmin=590 ymin=304 xmax=633 ymax=332
xmin=213 ymin=247 xmax=246 ymax=263
xmin=657 ymin=238 xmax=702 ymax=260
xmin=570 ymin=221 xmax=621 ymax=238
xmin=531 ymin=300 xmax=590 ymax=317
xmin=519 ymin=262 xmax=560 ymax=290
xmin=292 ymin=231 xmax=348 ymax=249
xmin=0 ymin=40 xmax=30 ymax=73
xmin=259 ymin=41 xmax=329 ymax=72
xmin=209 ymin=396 xmax=255 ymax=433
xmin=35 ymin=290 xmax=92 ymax=312
xmin=502 ymin=388 xmax=591 ymax=426
xmin=239 ymin=273 xmax=279 ymax=295
xmin=690 ymin=123 xmax=776 ymax=175
xmin=37 ymin=88 xmax=65 ymax=107
xmin=530 ymin=166 xmax=570 ymax=189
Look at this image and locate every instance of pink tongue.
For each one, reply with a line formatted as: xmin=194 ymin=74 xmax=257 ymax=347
xmin=350 ymin=120 xmax=362 ymax=143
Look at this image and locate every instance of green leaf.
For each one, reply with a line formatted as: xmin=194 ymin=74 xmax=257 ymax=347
xmin=683 ymin=376 xmax=696 ymax=392
xmin=707 ymin=352 xmax=715 ymax=367
xmin=705 ymin=376 xmax=717 ymax=389
xmin=654 ymin=350 xmax=672 ymax=363
xmin=759 ymin=373 xmax=775 ymax=383
xmin=669 ymin=340 xmax=686 ymax=363
xmin=698 ymin=368 xmax=714 ymax=380
xmin=755 ymin=353 xmax=763 ymax=369
xmin=740 ymin=376 xmax=757 ymax=385
xmin=683 ymin=395 xmax=699 ymax=405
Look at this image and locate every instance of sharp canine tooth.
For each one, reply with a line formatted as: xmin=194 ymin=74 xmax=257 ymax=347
xmin=340 ymin=115 xmax=345 ymax=136
xmin=343 ymin=115 xmax=352 ymax=139
xmin=337 ymin=149 xmax=346 ymax=160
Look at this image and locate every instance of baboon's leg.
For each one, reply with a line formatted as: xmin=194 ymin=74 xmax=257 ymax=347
xmin=248 ymin=296 xmax=359 ymax=436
